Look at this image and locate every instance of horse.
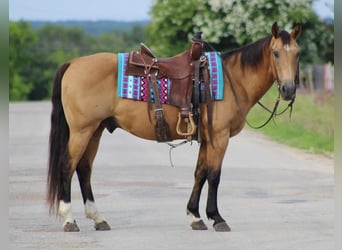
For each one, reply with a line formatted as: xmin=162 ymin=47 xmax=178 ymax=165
xmin=47 ymin=22 xmax=301 ymax=232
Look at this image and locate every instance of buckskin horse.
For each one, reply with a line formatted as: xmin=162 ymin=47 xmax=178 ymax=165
xmin=47 ymin=22 xmax=301 ymax=232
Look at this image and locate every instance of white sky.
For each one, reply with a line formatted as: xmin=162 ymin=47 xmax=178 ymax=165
xmin=9 ymin=0 xmax=333 ymax=21
xmin=9 ymin=0 xmax=152 ymax=21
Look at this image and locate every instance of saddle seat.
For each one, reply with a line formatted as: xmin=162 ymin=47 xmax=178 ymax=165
xmin=129 ymin=43 xmax=196 ymax=80
xmin=139 ymin=43 xmax=194 ymax=80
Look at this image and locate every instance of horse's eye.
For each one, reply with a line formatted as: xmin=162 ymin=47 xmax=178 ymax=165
xmin=273 ymin=50 xmax=280 ymax=58
xmin=296 ymin=52 xmax=300 ymax=59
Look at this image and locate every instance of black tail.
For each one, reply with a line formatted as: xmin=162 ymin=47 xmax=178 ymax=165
xmin=47 ymin=63 xmax=71 ymax=215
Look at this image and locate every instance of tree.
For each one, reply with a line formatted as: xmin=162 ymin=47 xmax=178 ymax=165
xmin=122 ymin=25 xmax=148 ymax=51
xmin=298 ymin=11 xmax=334 ymax=64
xmin=9 ymin=21 xmax=37 ymax=101
xmin=90 ymin=32 xmax=126 ymax=53
xmin=28 ymin=25 xmax=91 ymax=100
xmin=147 ymin=0 xmax=201 ymax=56
xmin=9 ymin=21 xmax=149 ymax=101
xmin=147 ymin=0 xmax=334 ymax=65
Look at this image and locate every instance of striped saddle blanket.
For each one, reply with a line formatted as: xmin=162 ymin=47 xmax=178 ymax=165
xmin=117 ymin=52 xmax=224 ymax=103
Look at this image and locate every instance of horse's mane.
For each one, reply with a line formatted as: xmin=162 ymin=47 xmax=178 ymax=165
xmin=221 ymin=30 xmax=291 ymax=70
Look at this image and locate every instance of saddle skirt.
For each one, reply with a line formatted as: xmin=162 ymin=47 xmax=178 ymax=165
xmin=117 ymin=52 xmax=224 ymax=104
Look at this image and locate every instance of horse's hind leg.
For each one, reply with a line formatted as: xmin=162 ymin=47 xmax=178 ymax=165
xmin=76 ymin=125 xmax=111 ymax=231
xmin=58 ymin=125 xmax=98 ymax=232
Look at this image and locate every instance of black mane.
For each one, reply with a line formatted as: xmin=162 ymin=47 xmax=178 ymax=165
xmin=221 ymin=30 xmax=291 ymax=70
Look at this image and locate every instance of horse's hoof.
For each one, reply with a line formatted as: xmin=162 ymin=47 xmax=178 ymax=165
xmin=191 ymin=219 xmax=208 ymax=230
xmin=95 ymin=221 xmax=111 ymax=231
xmin=213 ymin=221 xmax=231 ymax=232
xmin=64 ymin=220 xmax=80 ymax=232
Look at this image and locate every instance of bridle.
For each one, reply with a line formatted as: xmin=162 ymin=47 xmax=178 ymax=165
xmin=246 ymin=47 xmax=298 ymax=129
xmin=204 ymin=41 xmax=297 ymax=129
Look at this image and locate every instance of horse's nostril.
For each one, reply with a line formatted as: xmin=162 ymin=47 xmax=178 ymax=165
xmin=279 ymin=84 xmax=297 ymax=100
xmin=281 ymin=85 xmax=287 ymax=93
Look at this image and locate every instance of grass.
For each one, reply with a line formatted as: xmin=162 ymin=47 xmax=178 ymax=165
xmin=246 ymin=85 xmax=334 ymax=156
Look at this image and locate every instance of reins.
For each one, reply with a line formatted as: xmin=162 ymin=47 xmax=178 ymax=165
xmin=246 ymin=91 xmax=295 ymax=129
xmin=247 ymin=96 xmax=281 ymax=129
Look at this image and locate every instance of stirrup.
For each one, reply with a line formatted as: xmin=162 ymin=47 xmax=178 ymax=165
xmin=176 ymin=112 xmax=196 ymax=137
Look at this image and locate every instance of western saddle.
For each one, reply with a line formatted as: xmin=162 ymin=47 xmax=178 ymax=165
xmin=126 ymin=33 xmax=212 ymax=142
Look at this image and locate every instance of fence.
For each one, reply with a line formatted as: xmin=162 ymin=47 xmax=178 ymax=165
xmin=299 ymin=63 xmax=334 ymax=93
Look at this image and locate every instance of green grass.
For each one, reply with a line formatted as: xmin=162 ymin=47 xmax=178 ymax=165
xmin=246 ymin=85 xmax=334 ymax=156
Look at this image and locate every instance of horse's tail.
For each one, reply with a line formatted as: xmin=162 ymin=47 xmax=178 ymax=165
xmin=47 ymin=62 xmax=71 ymax=215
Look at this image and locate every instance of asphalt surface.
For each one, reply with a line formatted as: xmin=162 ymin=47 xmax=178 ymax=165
xmin=9 ymin=101 xmax=334 ymax=250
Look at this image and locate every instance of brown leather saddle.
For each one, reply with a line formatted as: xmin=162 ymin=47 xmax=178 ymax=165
xmin=126 ymin=33 xmax=212 ymax=142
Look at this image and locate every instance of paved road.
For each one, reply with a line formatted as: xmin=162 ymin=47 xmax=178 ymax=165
xmin=9 ymin=102 xmax=334 ymax=250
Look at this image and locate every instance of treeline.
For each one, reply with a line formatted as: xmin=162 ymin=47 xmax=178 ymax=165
xmin=30 ymin=20 xmax=149 ymax=35
xmin=9 ymin=21 xmax=148 ymax=101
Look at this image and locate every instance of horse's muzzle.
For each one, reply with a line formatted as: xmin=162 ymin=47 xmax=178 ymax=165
xmin=279 ymin=82 xmax=296 ymax=101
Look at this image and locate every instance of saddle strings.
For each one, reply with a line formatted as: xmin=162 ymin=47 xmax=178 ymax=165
xmin=166 ymin=140 xmax=188 ymax=167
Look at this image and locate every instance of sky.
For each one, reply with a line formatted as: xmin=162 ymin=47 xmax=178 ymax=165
xmin=9 ymin=0 xmax=333 ymax=22
xmin=9 ymin=0 xmax=152 ymax=21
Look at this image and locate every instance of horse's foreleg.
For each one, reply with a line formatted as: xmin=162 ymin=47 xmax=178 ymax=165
xmin=206 ymin=169 xmax=230 ymax=231
xmin=58 ymin=126 xmax=97 ymax=232
xmin=205 ymin=135 xmax=231 ymax=232
xmin=76 ymin=126 xmax=111 ymax=231
xmin=186 ymin=142 xmax=208 ymax=230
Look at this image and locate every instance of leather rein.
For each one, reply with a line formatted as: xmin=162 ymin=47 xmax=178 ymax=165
xmin=247 ymin=91 xmax=295 ymax=129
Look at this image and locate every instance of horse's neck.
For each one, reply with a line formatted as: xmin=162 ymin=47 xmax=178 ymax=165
xmin=230 ymin=51 xmax=275 ymax=113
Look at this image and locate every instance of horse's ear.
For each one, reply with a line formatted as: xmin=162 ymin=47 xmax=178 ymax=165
xmin=291 ymin=23 xmax=302 ymax=40
xmin=271 ymin=22 xmax=280 ymax=38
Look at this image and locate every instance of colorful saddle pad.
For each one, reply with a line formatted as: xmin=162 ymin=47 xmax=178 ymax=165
xmin=117 ymin=52 xmax=224 ymax=103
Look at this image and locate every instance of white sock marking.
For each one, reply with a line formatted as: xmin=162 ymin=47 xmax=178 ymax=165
xmin=85 ymin=200 xmax=106 ymax=224
xmin=58 ymin=201 xmax=74 ymax=225
xmin=187 ymin=210 xmax=202 ymax=223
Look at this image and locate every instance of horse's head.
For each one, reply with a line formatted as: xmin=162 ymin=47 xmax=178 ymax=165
xmin=270 ymin=22 xmax=301 ymax=101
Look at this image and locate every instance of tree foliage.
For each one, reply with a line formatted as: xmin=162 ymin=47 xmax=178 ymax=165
xmin=9 ymin=21 xmax=147 ymax=101
xmin=9 ymin=21 xmax=36 ymax=101
xmin=147 ymin=0 xmax=334 ymax=65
